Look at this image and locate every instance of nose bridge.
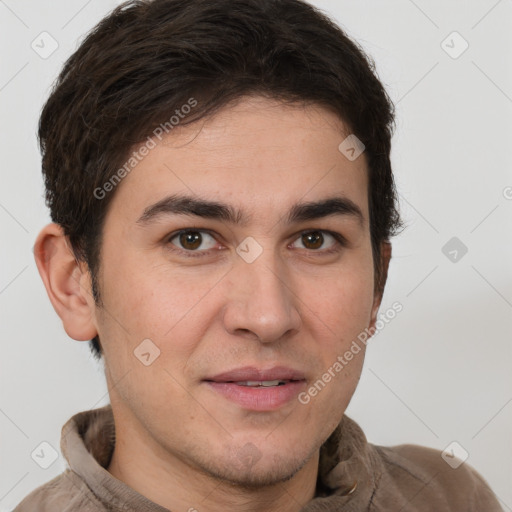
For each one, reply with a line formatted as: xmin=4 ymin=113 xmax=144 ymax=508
xmin=248 ymin=251 xmax=287 ymax=301
xmin=224 ymin=238 xmax=300 ymax=342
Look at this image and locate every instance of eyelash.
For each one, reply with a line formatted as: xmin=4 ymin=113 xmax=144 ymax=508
xmin=165 ymin=229 xmax=347 ymax=259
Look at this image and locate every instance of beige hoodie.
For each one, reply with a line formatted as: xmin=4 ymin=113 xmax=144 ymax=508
xmin=14 ymin=405 xmax=503 ymax=511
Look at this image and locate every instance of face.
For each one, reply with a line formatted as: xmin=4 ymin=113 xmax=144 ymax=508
xmin=90 ymin=96 xmax=381 ymax=486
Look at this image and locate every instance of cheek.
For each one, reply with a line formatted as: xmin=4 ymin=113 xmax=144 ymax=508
xmin=305 ymin=264 xmax=375 ymax=338
xmin=101 ymin=247 xmax=217 ymax=339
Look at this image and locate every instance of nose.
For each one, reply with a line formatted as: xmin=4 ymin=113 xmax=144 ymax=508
xmin=222 ymin=248 xmax=302 ymax=344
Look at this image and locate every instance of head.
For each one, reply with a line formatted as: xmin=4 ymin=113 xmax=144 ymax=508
xmin=34 ymin=0 xmax=401 ymax=489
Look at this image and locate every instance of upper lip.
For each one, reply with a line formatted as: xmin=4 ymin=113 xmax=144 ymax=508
xmin=205 ymin=366 xmax=306 ymax=382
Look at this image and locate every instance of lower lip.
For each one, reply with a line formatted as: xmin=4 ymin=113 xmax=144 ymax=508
xmin=205 ymin=381 xmax=306 ymax=411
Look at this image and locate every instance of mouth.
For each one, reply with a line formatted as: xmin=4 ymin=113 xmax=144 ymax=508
xmin=231 ymin=380 xmax=289 ymax=387
xmin=203 ymin=366 xmax=307 ymax=411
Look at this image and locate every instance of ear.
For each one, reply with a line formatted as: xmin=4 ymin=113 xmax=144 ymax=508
xmin=369 ymin=241 xmax=392 ymax=329
xmin=33 ymin=223 xmax=98 ymax=341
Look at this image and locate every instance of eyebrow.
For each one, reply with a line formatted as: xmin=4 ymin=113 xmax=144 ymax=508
xmin=135 ymin=193 xmax=364 ymax=227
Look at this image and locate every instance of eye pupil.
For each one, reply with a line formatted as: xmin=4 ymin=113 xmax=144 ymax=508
xmin=180 ymin=231 xmax=202 ymax=250
xmin=303 ymin=231 xmax=323 ymax=249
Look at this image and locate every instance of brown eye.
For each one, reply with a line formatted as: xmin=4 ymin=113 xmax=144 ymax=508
xmin=291 ymin=230 xmax=340 ymax=252
xmin=169 ymin=230 xmax=217 ymax=252
xmin=302 ymin=231 xmax=324 ymax=249
xmin=179 ymin=231 xmax=202 ymax=250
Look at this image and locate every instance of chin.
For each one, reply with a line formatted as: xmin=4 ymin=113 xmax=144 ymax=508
xmin=206 ymin=454 xmax=311 ymax=489
xmin=189 ymin=440 xmax=316 ymax=489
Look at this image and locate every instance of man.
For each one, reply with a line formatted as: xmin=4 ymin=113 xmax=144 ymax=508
xmin=15 ymin=0 xmax=502 ymax=510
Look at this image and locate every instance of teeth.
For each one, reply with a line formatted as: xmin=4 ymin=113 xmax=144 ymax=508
xmin=235 ymin=380 xmax=286 ymax=387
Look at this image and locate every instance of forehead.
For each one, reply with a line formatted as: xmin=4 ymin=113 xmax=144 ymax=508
xmin=104 ymin=96 xmax=369 ymax=226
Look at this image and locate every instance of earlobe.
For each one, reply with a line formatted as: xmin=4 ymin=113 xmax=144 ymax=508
xmin=33 ymin=223 xmax=98 ymax=341
xmin=369 ymin=241 xmax=392 ymax=328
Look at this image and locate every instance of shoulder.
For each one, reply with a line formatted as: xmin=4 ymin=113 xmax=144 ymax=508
xmin=370 ymin=442 xmax=503 ymax=511
xmin=13 ymin=469 xmax=103 ymax=512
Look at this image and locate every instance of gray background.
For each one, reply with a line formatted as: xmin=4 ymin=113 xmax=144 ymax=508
xmin=1 ymin=0 xmax=511 ymax=509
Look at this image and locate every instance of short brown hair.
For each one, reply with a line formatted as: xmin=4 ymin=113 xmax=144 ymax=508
xmin=38 ymin=0 xmax=402 ymax=359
